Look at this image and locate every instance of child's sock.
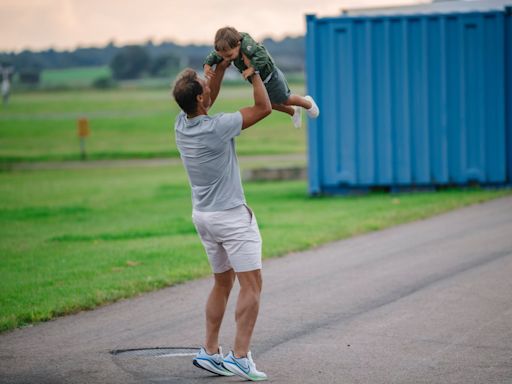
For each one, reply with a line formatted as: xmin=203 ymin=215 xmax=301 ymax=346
xmin=292 ymin=106 xmax=302 ymax=128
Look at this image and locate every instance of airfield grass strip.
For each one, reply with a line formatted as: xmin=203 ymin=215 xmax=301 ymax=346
xmin=0 ymin=165 xmax=509 ymax=332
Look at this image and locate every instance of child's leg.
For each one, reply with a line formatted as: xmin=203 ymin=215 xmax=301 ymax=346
xmin=274 ymin=103 xmax=302 ymax=128
xmin=284 ymin=94 xmax=319 ymax=119
xmin=272 ymin=103 xmax=294 ymax=116
xmin=283 ymin=95 xmax=312 ymax=109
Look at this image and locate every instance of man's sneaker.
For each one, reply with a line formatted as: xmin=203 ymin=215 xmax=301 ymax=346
xmin=305 ymin=95 xmax=320 ymax=118
xmin=223 ymin=350 xmax=268 ymax=381
xmin=192 ymin=347 xmax=234 ymax=376
xmin=292 ymin=106 xmax=302 ymax=128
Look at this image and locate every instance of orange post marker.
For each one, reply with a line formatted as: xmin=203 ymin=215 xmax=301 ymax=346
xmin=77 ymin=117 xmax=90 ymax=137
xmin=77 ymin=117 xmax=90 ymax=160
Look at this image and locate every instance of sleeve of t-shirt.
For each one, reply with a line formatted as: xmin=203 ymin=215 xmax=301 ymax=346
xmin=174 ymin=111 xmax=186 ymax=132
xmin=214 ymin=112 xmax=243 ymax=142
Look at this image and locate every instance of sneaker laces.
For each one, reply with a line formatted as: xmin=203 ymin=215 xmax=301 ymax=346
xmin=214 ymin=347 xmax=224 ymax=363
xmin=203 ymin=346 xmax=223 ymax=363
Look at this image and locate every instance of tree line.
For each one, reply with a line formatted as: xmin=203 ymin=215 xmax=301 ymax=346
xmin=0 ymin=37 xmax=304 ymax=85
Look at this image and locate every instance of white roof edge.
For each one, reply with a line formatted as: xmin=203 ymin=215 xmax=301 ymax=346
xmin=341 ymin=0 xmax=512 ymax=16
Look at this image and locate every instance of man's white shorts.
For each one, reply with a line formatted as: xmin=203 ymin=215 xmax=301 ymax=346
xmin=192 ymin=204 xmax=262 ymax=273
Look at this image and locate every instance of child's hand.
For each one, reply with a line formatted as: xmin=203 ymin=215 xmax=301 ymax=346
xmin=242 ymin=67 xmax=255 ymax=80
xmin=203 ymin=64 xmax=215 ymax=80
xmin=241 ymin=53 xmax=251 ymax=67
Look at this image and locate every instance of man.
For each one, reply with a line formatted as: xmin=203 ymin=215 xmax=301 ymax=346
xmin=172 ymin=54 xmax=271 ymax=381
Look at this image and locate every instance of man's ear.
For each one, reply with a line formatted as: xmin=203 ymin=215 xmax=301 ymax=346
xmin=197 ymin=94 xmax=203 ymax=103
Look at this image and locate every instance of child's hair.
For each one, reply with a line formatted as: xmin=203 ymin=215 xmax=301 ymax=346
xmin=172 ymin=68 xmax=203 ymax=114
xmin=214 ymin=27 xmax=242 ymax=52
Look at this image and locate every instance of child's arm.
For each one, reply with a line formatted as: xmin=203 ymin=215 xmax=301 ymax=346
xmin=203 ymin=51 xmax=224 ymax=79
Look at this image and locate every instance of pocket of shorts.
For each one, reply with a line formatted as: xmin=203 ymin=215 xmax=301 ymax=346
xmin=243 ymin=204 xmax=254 ymax=224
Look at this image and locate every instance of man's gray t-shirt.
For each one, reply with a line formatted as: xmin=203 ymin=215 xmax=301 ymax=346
xmin=175 ymin=110 xmax=245 ymax=212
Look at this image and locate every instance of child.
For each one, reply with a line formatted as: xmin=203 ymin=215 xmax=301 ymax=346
xmin=203 ymin=26 xmax=319 ymax=128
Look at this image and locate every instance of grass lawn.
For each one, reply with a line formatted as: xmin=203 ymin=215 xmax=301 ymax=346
xmin=0 ymin=163 xmax=509 ymax=332
xmin=40 ymin=66 xmax=111 ymax=88
xmin=0 ymin=85 xmax=306 ymax=162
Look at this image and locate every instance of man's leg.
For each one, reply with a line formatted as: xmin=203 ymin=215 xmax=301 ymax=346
xmin=205 ymin=268 xmax=235 ymax=354
xmin=233 ymin=269 xmax=263 ymax=357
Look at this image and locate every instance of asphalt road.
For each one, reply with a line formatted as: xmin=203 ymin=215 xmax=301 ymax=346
xmin=1 ymin=196 xmax=511 ymax=384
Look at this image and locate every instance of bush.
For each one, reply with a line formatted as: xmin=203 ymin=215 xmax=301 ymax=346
xmin=18 ymin=69 xmax=41 ymax=85
xmin=92 ymin=76 xmax=116 ymax=89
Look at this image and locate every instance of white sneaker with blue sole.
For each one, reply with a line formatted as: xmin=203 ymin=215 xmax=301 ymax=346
xmin=223 ymin=350 xmax=268 ymax=381
xmin=192 ymin=346 xmax=234 ymax=376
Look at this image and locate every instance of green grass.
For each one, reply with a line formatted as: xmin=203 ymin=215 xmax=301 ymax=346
xmin=39 ymin=66 xmax=111 ymax=88
xmin=1 ymin=81 xmax=510 ymax=334
xmin=0 ymin=85 xmax=306 ymax=163
xmin=0 ymin=164 xmax=509 ymax=332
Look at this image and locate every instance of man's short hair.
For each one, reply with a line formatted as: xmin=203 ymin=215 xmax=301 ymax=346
xmin=172 ymin=68 xmax=203 ymax=115
xmin=214 ymin=27 xmax=242 ymax=52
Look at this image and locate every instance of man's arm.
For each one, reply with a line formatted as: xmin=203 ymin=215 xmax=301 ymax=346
xmin=239 ymin=54 xmax=271 ymax=130
xmin=209 ymin=59 xmax=230 ymax=107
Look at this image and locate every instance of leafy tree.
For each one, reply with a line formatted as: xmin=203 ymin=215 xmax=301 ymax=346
xmin=109 ymin=45 xmax=150 ymax=80
xmin=149 ymin=53 xmax=180 ymax=77
xmin=13 ymin=50 xmax=43 ymax=72
xmin=0 ymin=36 xmax=306 ymax=75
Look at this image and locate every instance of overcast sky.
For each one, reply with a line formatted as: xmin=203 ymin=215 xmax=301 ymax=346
xmin=0 ymin=0 xmax=427 ymax=52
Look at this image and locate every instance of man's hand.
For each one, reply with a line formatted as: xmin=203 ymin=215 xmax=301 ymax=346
xmin=204 ymin=64 xmax=215 ymax=80
xmin=242 ymin=53 xmax=251 ymax=67
xmin=241 ymin=53 xmax=255 ymax=80
xmin=242 ymin=67 xmax=255 ymax=80
xmin=218 ymin=59 xmax=231 ymax=70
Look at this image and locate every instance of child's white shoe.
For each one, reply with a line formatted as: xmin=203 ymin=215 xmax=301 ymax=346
xmin=292 ymin=106 xmax=302 ymax=129
xmin=305 ymin=95 xmax=320 ymax=118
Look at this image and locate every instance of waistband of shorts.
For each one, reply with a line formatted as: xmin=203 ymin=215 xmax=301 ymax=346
xmin=192 ymin=203 xmax=245 ymax=215
xmin=263 ymin=71 xmax=273 ymax=84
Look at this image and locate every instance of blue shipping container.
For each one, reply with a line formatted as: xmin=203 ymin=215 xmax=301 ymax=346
xmin=306 ymin=8 xmax=512 ymax=194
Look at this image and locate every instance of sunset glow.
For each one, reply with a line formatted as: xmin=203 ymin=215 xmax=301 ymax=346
xmin=0 ymin=0 xmax=428 ymax=51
